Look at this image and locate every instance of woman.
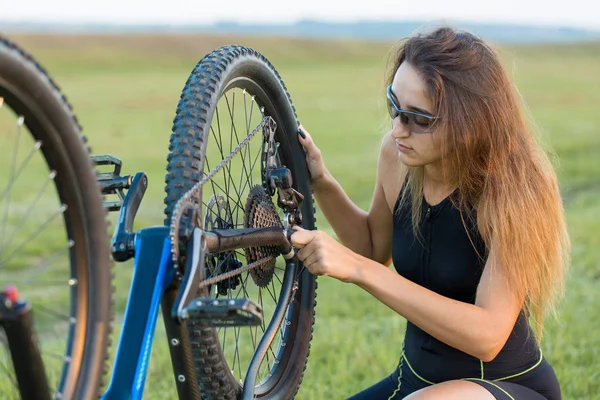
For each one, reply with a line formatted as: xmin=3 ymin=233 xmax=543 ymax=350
xmin=290 ymin=26 xmax=570 ymax=400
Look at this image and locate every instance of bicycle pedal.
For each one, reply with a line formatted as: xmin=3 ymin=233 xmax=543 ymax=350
xmin=182 ymin=298 xmax=263 ymax=327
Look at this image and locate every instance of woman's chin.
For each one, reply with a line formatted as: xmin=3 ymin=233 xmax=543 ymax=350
xmin=397 ymin=153 xmax=422 ymax=167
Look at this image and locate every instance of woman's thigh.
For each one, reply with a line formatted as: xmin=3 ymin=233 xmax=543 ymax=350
xmin=346 ymin=374 xmax=400 ymax=400
xmin=404 ymin=380 xmax=496 ymax=400
xmin=406 ymin=379 xmax=550 ymax=400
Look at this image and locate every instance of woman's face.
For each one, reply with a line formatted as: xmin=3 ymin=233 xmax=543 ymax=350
xmin=389 ymin=62 xmax=443 ymax=167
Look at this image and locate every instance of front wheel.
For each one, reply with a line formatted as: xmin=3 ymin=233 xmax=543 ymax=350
xmin=0 ymin=34 xmax=113 ymax=399
xmin=164 ymin=45 xmax=317 ymax=399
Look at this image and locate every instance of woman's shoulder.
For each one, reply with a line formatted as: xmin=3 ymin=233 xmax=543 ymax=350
xmin=377 ymin=132 xmax=408 ymax=213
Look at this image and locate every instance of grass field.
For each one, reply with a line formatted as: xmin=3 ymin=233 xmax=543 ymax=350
xmin=1 ymin=31 xmax=599 ymax=399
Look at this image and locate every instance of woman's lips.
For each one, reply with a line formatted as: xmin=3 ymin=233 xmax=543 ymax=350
xmin=395 ymin=140 xmax=413 ymax=152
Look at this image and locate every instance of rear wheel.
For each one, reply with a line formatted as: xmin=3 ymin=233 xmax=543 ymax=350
xmin=0 ymin=35 xmax=113 ymax=399
xmin=164 ymin=45 xmax=317 ymax=399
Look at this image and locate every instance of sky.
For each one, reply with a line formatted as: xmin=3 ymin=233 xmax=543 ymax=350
xmin=1 ymin=0 xmax=599 ymax=30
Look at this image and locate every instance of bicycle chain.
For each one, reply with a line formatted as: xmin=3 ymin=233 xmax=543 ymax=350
xmin=169 ymin=115 xmax=277 ymax=281
xmin=197 ymin=255 xmax=276 ymax=290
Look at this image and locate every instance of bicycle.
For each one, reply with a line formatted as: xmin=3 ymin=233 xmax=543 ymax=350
xmin=0 ymin=33 xmax=317 ymax=399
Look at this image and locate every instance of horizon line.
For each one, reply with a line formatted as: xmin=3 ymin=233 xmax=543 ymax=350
xmin=2 ymin=17 xmax=600 ymax=32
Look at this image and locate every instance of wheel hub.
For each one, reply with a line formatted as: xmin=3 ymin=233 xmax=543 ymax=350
xmin=204 ymin=195 xmax=241 ymax=295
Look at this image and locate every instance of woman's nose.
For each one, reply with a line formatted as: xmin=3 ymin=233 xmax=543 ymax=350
xmin=390 ymin=117 xmax=410 ymax=139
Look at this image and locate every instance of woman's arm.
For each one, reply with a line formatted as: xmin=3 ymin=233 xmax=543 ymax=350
xmin=290 ymin=227 xmax=523 ymax=362
xmin=298 ymin=128 xmax=399 ymax=263
xmin=352 ymin=244 xmax=523 ymax=362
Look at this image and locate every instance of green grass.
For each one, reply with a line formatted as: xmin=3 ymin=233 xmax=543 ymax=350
xmin=1 ymin=33 xmax=599 ymax=399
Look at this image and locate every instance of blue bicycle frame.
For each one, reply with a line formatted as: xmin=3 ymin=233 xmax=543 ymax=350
xmin=101 ymin=226 xmax=174 ymax=400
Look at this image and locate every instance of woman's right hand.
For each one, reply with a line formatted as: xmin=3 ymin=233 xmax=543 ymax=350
xmin=297 ymin=124 xmax=327 ymax=186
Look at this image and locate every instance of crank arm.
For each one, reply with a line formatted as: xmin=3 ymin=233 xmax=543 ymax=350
xmin=110 ymin=172 xmax=148 ymax=262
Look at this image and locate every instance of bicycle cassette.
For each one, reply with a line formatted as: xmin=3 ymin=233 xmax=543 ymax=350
xmin=243 ymin=185 xmax=283 ymax=287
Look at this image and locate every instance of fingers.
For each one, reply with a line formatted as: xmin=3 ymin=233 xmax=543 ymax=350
xmin=296 ymin=244 xmax=316 ymax=264
xmin=289 ymin=226 xmax=313 ymax=248
xmin=290 ymin=227 xmax=317 ymax=262
xmin=297 ymin=125 xmax=318 ymax=152
xmin=290 ymin=227 xmax=328 ymax=277
xmin=301 ymin=251 xmax=323 ymax=276
xmin=297 ymin=123 xmax=306 ymax=139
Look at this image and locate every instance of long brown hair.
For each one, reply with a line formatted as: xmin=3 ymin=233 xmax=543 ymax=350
xmin=388 ymin=26 xmax=570 ymax=339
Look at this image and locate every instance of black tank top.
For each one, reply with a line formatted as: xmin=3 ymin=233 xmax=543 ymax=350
xmin=392 ymin=181 xmax=541 ymax=382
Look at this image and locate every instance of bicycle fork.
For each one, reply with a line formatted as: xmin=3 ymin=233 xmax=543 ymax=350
xmin=0 ymin=286 xmax=51 ymax=400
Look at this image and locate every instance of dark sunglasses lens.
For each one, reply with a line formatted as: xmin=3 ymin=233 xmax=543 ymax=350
xmin=386 ymin=97 xmax=397 ymax=118
xmin=400 ymin=113 xmax=409 ymax=126
xmin=387 ymin=103 xmax=395 ymax=118
xmin=408 ymin=114 xmax=435 ymax=134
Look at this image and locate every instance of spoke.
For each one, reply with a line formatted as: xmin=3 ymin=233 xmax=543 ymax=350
xmin=219 ymin=102 xmax=241 ymax=229
xmin=242 ymin=138 xmax=264 ymax=199
xmin=267 ymin=339 xmax=279 ymax=380
xmin=23 ymin=241 xmax=73 ymax=285
xmin=273 ymin=270 xmax=283 ymax=286
xmin=236 ymin=90 xmax=253 ymax=192
xmin=245 ymin=99 xmax=256 ymax=192
xmin=25 ymin=279 xmax=75 ymax=287
xmin=222 ymin=154 xmax=244 ymax=229
xmin=231 ymin=271 xmax=246 ymax=300
xmin=222 ymin=163 xmax=240 ymax=229
xmin=42 ymin=351 xmax=71 ymax=362
xmin=0 ymin=170 xmax=57 ymax=257
xmin=221 ymin=283 xmax=231 ymax=355
xmin=209 ymin=122 xmax=234 ymax=227
xmin=204 ymin=158 xmax=245 ymax=214
xmin=264 ymin=351 xmax=271 ymax=382
xmin=205 ymin=145 xmax=245 ymax=229
xmin=295 ymin=264 xmax=307 ymax=281
xmin=239 ymin=273 xmax=258 ymax=349
xmin=270 ymin=276 xmax=279 ymax=306
xmin=34 ymin=303 xmax=72 ymax=322
xmin=210 ymin=105 xmax=232 ymax=221
xmin=224 ymin=94 xmax=237 ymax=229
xmin=215 ymin=102 xmax=225 ymax=165
xmin=233 ymin=324 xmax=242 ymax=381
xmin=236 ymin=117 xmax=266 ymax=211
xmin=265 ymin=286 xmax=282 ymax=378
xmin=257 ymin=288 xmax=272 ymax=379
xmin=264 ymin=281 xmax=278 ymax=305
xmin=224 ymin=272 xmax=252 ymax=382
xmin=0 ymin=140 xmax=42 ymax=204
xmin=227 ymin=91 xmax=238 ymax=201
xmin=219 ymin=323 xmax=226 ymax=355
xmin=0 ymin=116 xmax=23 ymax=249
xmin=210 ymin=125 xmax=225 ymax=163
xmin=237 ymin=141 xmax=255 ymax=202
xmin=0 ymin=204 xmax=67 ymax=268
xmin=258 ymin=289 xmax=267 ymax=335
xmin=224 ymin=92 xmax=252 ymax=220
xmin=207 ymin=178 xmax=244 ymax=213
xmin=0 ymin=358 xmax=19 ymax=397
xmin=234 ymin=250 xmax=246 ymax=260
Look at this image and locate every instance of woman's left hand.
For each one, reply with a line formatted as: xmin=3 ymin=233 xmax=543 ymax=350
xmin=289 ymin=226 xmax=361 ymax=283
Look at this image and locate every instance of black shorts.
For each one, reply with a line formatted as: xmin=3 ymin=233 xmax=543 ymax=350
xmin=347 ymin=356 xmax=561 ymax=400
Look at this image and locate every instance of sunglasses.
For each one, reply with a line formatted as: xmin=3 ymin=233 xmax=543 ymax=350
xmin=386 ymin=84 xmax=439 ymax=134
